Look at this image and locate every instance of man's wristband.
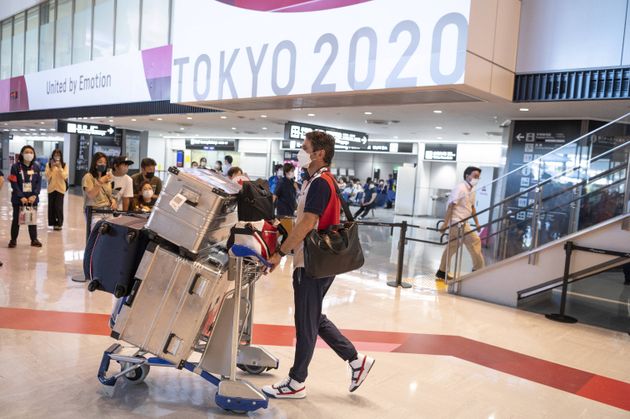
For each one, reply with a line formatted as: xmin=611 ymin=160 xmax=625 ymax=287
xmin=277 ymin=248 xmax=287 ymax=257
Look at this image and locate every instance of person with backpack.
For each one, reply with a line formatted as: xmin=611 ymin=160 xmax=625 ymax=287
xmin=8 ymin=145 xmax=43 ymax=248
xmin=264 ymin=131 xmax=375 ymax=399
xmin=44 ymin=149 xmax=69 ymax=230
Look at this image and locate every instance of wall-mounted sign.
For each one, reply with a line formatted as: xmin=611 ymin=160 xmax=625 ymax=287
xmin=185 ymin=139 xmax=236 ymax=151
xmin=424 ymin=144 xmax=457 ymax=161
xmin=281 ymin=138 xmax=413 ymax=153
xmin=57 ymin=120 xmax=115 ymax=137
xmin=284 ymin=121 xmax=368 ymax=150
xmin=171 ymin=0 xmax=470 ymax=102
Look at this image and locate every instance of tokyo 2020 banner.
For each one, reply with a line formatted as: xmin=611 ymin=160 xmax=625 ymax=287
xmin=171 ymin=0 xmax=470 ymax=103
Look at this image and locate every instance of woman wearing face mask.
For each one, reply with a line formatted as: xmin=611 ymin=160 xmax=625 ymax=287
xmin=8 ymin=145 xmax=42 ymax=248
xmin=199 ymin=157 xmax=208 ymax=168
xmin=45 ymin=149 xmax=69 ymax=231
xmin=82 ymin=152 xmax=116 ymax=231
xmin=268 ymin=164 xmax=283 ymax=194
xmin=274 ymin=163 xmax=299 ymax=217
xmin=353 ymin=181 xmax=377 ymax=220
xmin=214 ymin=160 xmax=223 ymax=173
xmin=135 ymin=181 xmax=158 ymax=212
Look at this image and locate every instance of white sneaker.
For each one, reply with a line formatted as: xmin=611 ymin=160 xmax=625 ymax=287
xmin=262 ymin=376 xmax=306 ymax=399
xmin=348 ymin=353 xmax=375 ymax=392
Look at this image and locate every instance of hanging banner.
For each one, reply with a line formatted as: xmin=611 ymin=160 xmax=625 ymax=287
xmin=171 ymin=0 xmax=470 ymax=103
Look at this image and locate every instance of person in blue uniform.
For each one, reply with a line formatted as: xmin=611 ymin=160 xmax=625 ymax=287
xmin=8 ymin=145 xmax=42 ymax=248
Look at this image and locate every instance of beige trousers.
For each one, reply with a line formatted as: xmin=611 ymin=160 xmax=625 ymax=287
xmin=439 ymin=223 xmax=485 ymax=272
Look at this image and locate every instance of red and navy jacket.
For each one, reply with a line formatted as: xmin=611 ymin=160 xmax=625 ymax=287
xmin=8 ymin=161 xmax=42 ymax=206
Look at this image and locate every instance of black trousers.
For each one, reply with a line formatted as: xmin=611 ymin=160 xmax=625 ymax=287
xmin=623 ymin=263 xmax=630 ymax=284
xmin=354 ymin=204 xmax=375 ymax=219
xmin=289 ymin=268 xmax=357 ymax=383
xmin=11 ymin=205 xmax=37 ymax=242
xmin=48 ymin=191 xmax=65 ymax=227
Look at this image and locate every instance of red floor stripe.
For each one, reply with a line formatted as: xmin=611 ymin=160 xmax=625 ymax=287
xmin=0 ymin=306 xmax=628 ymax=411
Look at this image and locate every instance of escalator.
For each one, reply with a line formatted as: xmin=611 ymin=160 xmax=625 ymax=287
xmin=445 ymin=113 xmax=630 ymax=330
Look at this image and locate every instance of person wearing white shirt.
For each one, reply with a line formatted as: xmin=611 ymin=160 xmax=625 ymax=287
xmin=111 ymin=156 xmax=135 ymax=212
xmin=436 ymin=166 xmax=485 ymax=280
xmin=223 ymin=155 xmax=233 ymax=176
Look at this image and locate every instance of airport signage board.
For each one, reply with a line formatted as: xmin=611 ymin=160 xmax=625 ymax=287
xmin=0 ymin=45 xmax=172 ymax=113
xmin=171 ymin=0 xmax=470 ymax=103
xmin=423 ymin=144 xmax=457 ymax=161
xmin=57 ymin=120 xmax=114 ymax=137
xmin=284 ymin=121 xmax=369 ymax=150
xmin=185 ymin=139 xmax=236 ymax=151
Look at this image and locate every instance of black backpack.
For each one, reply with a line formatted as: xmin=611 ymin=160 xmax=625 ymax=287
xmin=237 ymin=179 xmax=274 ymax=221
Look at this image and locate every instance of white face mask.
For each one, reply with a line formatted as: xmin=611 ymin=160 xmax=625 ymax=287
xmin=23 ymin=153 xmax=34 ymax=163
xmin=297 ymin=149 xmax=312 ymax=168
xmin=287 ymin=172 xmax=295 ymax=179
xmin=469 ymin=178 xmax=479 ymax=187
xmin=277 ymin=169 xmax=283 ymax=177
xmin=142 ymin=190 xmax=153 ymax=199
xmin=54 ymin=156 xmax=61 ymax=162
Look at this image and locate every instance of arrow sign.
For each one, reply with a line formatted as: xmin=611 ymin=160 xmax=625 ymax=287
xmin=106 ymin=127 xmax=114 ymax=135
xmin=516 ymin=133 xmax=524 ymax=141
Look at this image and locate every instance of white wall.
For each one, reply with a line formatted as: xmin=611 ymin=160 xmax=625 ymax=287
xmin=517 ymin=0 xmax=630 ymax=72
xmin=351 ymin=152 xmax=417 ymax=181
xmin=147 ymin=135 xmax=167 ymax=170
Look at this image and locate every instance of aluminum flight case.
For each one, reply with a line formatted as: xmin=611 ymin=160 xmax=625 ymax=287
xmin=146 ymin=167 xmax=241 ymax=255
xmin=111 ymin=243 xmax=231 ymax=367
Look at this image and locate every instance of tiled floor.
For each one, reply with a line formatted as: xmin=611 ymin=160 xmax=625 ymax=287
xmin=0 ymin=190 xmax=629 ymax=418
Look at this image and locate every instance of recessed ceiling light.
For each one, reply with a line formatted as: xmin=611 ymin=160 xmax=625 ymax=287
xmin=260 ymin=114 xmax=267 ymax=118
xmin=157 ymin=117 xmax=163 ymax=121
xmin=20 ymin=128 xmax=26 ymax=131
xmin=108 ymin=119 xmax=114 ymax=122
xmin=231 ymin=127 xmax=237 ymax=130
xmin=433 ymin=110 xmax=443 ymax=114
xmin=437 ymin=136 xmax=443 ymax=140
xmin=307 ymin=113 xmax=315 ymax=117
xmin=3 ymin=123 xmax=8 ymax=126
xmin=393 ymin=136 xmax=398 ymax=139
xmin=29 ymin=128 xmax=37 ymax=131
xmin=40 ymin=121 xmax=45 ymax=124
xmin=262 ymin=127 xmax=268 ymax=130
xmin=131 ymin=118 xmax=137 ymax=122
xmin=11 ymin=128 xmax=17 ymax=131
xmin=220 ymin=115 xmax=228 ymax=119
xmin=49 ymin=128 xmax=55 ymax=131
xmin=186 ymin=116 xmax=193 ymax=120
xmin=179 ymin=127 xmax=185 ymax=130
xmin=519 ymin=108 xmax=529 ymax=112
xmin=364 ymin=111 xmax=373 ymax=115
xmin=39 ymin=128 xmax=46 ymax=131
xmin=2 ymin=128 xmax=8 ymax=131
xmin=435 ymin=126 xmax=443 ymax=130
xmin=40 ymin=132 xmax=45 ymax=135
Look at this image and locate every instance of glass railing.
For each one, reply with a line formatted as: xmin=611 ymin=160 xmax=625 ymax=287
xmin=445 ymin=112 xmax=630 ymax=281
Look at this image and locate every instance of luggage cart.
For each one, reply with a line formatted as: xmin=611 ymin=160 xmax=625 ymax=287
xmin=96 ymin=245 xmax=278 ymax=414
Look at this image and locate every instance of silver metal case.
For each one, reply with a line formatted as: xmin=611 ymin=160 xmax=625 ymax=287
xmin=146 ymin=168 xmax=240 ymax=253
xmin=112 ymin=244 xmax=230 ymax=367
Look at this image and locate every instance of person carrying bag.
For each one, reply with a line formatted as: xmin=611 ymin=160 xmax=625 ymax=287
xmin=8 ymin=145 xmax=42 ymax=248
xmin=263 ymin=131 xmax=374 ymax=400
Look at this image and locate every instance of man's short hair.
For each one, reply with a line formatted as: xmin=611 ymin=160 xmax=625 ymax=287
xmin=141 ymin=158 xmax=157 ymax=169
xmin=224 ymin=155 xmax=233 ymax=164
xmin=305 ymin=131 xmax=335 ymax=164
xmin=463 ymin=166 xmax=482 ymax=179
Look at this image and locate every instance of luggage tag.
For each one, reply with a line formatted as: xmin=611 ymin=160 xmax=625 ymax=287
xmin=169 ymin=193 xmax=187 ymax=212
xmin=22 ymin=182 xmax=32 ymax=193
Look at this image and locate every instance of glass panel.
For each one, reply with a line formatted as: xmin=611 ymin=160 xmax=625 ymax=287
xmin=115 ymin=0 xmax=140 ymax=55
xmin=25 ymin=7 xmax=39 ymax=74
xmin=39 ymin=1 xmax=55 ymax=71
xmin=92 ymin=0 xmax=114 ymax=58
xmin=72 ymin=0 xmax=92 ymax=63
xmin=55 ymin=0 xmax=73 ymax=68
xmin=446 ymin=114 xmax=630 ymax=280
xmin=1 ymin=19 xmax=12 ymax=79
xmin=12 ymin=12 xmax=25 ymax=76
xmin=140 ymin=0 xmax=169 ymax=49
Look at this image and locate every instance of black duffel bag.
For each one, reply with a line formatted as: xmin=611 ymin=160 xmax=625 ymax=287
xmin=238 ymin=179 xmax=274 ymax=221
xmin=303 ymin=174 xmax=364 ymax=279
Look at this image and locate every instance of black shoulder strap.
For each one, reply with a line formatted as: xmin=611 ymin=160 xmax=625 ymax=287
xmin=323 ymin=172 xmax=354 ymax=222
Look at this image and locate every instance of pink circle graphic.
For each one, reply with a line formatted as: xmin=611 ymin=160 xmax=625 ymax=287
xmin=216 ymin=0 xmax=372 ymax=13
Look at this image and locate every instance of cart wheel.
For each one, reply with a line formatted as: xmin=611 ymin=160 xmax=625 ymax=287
xmin=87 ymin=280 xmax=99 ymax=292
xmin=121 ymin=362 xmax=150 ymax=384
xmin=237 ymin=364 xmax=268 ymax=375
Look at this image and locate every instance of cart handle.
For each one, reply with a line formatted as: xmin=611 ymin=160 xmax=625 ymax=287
xmin=230 ymin=245 xmax=273 ymax=268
